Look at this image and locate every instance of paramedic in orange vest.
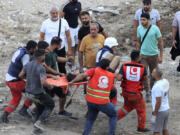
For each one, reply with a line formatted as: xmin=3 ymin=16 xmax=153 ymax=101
xmin=69 ymin=59 xmax=117 ymax=135
xmin=117 ymin=50 xmax=150 ymax=133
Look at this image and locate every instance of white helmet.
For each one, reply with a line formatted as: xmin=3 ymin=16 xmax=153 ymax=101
xmin=104 ymin=37 xmax=118 ymax=48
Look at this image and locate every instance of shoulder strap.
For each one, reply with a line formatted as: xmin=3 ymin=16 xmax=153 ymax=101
xmin=141 ymin=25 xmax=152 ymax=46
xmin=58 ymin=19 xmax=61 ymax=37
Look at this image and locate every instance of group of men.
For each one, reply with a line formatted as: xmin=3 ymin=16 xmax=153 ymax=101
xmin=0 ymin=0 xmax=177 ymax=135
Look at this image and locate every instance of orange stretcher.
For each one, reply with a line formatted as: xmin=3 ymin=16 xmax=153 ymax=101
xmin=46 ymin=77 xmax=87 ymax=108
xmin=46 ymin=77 xmax=87 ymax=94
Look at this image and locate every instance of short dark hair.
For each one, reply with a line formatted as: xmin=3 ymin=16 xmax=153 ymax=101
xmin=130 ymin=50 xmax=140 ymax=61
xmin=80 ymin=11 xmax=90 ymax=17
xmin=154 ymin=67 xmax=163 ymax=78
xmin=141 ymin=12 xmax=150 ymax=20
xmin=50 ymin=36 xmax=62 ymax=45
xmin=99 ymin=59 xmax=110 ymax=70
xmin=37 ymin=41 xmax=49 ymax=50
xmin=143 ymin=0 xmax=151 ymax=4
xmin=34 ymin=49 xmax=45 ymax=59
xmin=26 ymin=40 xmax=37 ymax=50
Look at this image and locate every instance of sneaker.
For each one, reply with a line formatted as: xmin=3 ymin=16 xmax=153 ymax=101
xmin=31 ymin=128 xmax=43 ymax=135
xmin=58 ymin=111 xmax=72 ymax=117
xmin=145 ymin=93 xmax=151 ymax=103
xmin=19 ymin=107 xmax=31 ymax=118
xmin=34 ymin=121 xmax=44 ymax=131
xmin=137 ymin=128 xmax=151 ymax=133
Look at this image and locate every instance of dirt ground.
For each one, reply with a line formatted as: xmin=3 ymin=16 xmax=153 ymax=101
xmin=0 ymin=0 xmax=180 ymax=135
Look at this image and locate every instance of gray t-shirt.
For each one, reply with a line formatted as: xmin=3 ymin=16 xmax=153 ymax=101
xmin=135 ymin=9 xmax=161 ymax=25
xmin=23 ymin=61 xmax=47 ymax=95
xmin=172 ymin=11 xmax=180 ymax=39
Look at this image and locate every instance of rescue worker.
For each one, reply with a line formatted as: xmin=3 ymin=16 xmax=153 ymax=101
xmin=0 ymin=41 xmax=37 ymax=123
xmin=96 ymin=37 xmax=120 ymax=73
xmin=96 ymin=37 xmax=120 ymax=105
xmin=117 ymin=50 xmax=150 ymax=132
xmin=69 ymin=59 xmax=117 ymax=135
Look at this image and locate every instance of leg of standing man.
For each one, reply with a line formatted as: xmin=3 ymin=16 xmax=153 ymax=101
xmin=83 ymin=102 xmax=99 ymax=135
xmin=70 ymin=27 xmax=79 ymax=71
xmin=148 ymin=55 xmax=158 ymax=89
xmin=98 ymin=103 xmax=117 ymax=135
xmin=56 ymin=47 xmax=67 ymax=74
xmin=135 ymin=98 xmax=146 ymax=131
xmin=141 ymin=55 xmax=151 ymax=102
xmin=34 ymin=93 xmax=55 ymax=130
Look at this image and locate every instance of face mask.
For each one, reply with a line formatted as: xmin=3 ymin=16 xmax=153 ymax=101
xmin=83 ymin=21 xmax=89 ymax=26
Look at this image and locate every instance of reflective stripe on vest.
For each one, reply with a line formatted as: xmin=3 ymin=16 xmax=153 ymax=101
xmin=87 ymin=87 xmax=110 ymax=99
xmin=87 ymin=92 xmax=109 ymax=99
xmin=87 ymin=87 xmax=110 ymax=94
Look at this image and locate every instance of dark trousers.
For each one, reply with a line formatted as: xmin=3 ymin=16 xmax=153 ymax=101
xmin=83 ymin=102 xmax=117 ymax=135
xmin=34 ymin=92 xmax=55 ymax=122
xmin=45 ymin=86 xmax=66 ymax=98
xmin=55 ymin=47 xmax=66 ymax=74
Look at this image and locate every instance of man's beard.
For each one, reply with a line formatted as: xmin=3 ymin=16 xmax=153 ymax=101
xmin=83 ymin=21 xmax=89 ymax=26
xmin=52 ymin=16 xmax=58 ymax=21
xmin=144 ymin=8 xmax=150 ymax=12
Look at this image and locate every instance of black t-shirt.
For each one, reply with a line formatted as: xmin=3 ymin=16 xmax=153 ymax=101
xmin=63 ymin=1 xmax=81 ymax=28
xmin=78 ymin=22 xmax=104 ymax=41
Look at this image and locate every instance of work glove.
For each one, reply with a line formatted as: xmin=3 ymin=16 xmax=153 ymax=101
xmin=151 ymin=115 xmax=156 ymax=124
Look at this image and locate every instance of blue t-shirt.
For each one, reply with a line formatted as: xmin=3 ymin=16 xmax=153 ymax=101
xmin=137 ymin=25 xmax=162 ymax=56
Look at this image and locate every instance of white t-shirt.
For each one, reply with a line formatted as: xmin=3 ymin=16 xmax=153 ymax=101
xmin=151 ymin=79 xmax=170 ymax=112
xmin=40 ymin=18 xmax=70 ymax=49
xmin=6 ymin=50 xmax=30 ymax=81
xmin=96 ymin=50 xmax=111 ymax=63
xmin=135 ymin=9 xmax=161 ymax=25
xmin=172 ymin=11 xmax=180 ymax=39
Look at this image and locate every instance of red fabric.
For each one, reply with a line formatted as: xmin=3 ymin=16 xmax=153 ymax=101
xmin=86 ymin=68 xmax=95 ymax=77
xmin=86 ymin=68 xmax=115 ymax=104
xmin=118 ymin=96 xmax=146 ymax=130
xmin=24 ymin=100 xmax=33 ymax=107
xmin=121 ymin=62 xmax=145 ymax=93
xmin=5 ymin=81 xmax=32 ymax=113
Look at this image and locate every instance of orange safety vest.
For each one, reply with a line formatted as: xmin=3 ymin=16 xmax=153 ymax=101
xmin=86 ymin=67 xmax=115 ymax=104
xmin=121 ymin=62 xmax=145 ymax=93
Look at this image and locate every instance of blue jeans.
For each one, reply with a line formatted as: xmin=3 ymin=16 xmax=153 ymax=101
xmin=83 ymin=102 xmax=117 ymax=135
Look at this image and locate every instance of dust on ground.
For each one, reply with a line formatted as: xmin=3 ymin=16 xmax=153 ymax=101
xmin=0 ymin=0 xmax=180 ymax=135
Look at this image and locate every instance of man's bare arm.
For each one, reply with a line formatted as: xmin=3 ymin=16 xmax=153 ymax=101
xmin=102 ymin=30 xmax=108 ymax=38
xmin=39 ymin=32 xmax=45 ymax=41
xmin=19 ymin=71 xmax=26 ymax=79
xmin=79 ymin=51 xmax=84 ymax=72
xmin=156 ymin=21 xmax=162 ymax=33
xmin=116 ymin=74 xmax=123 ymax=81
xmin=153 ymin=97 xmax=162 ymax=115
xmin=69 ymin=73 xmax=88 ymax=84
xmin=172 ymin=26 xmax=178 ymax=48
xmin=65 ymin=30 xmax=72 ymax=56
xmin=158 ymin=37 xmax=164 ymax=63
